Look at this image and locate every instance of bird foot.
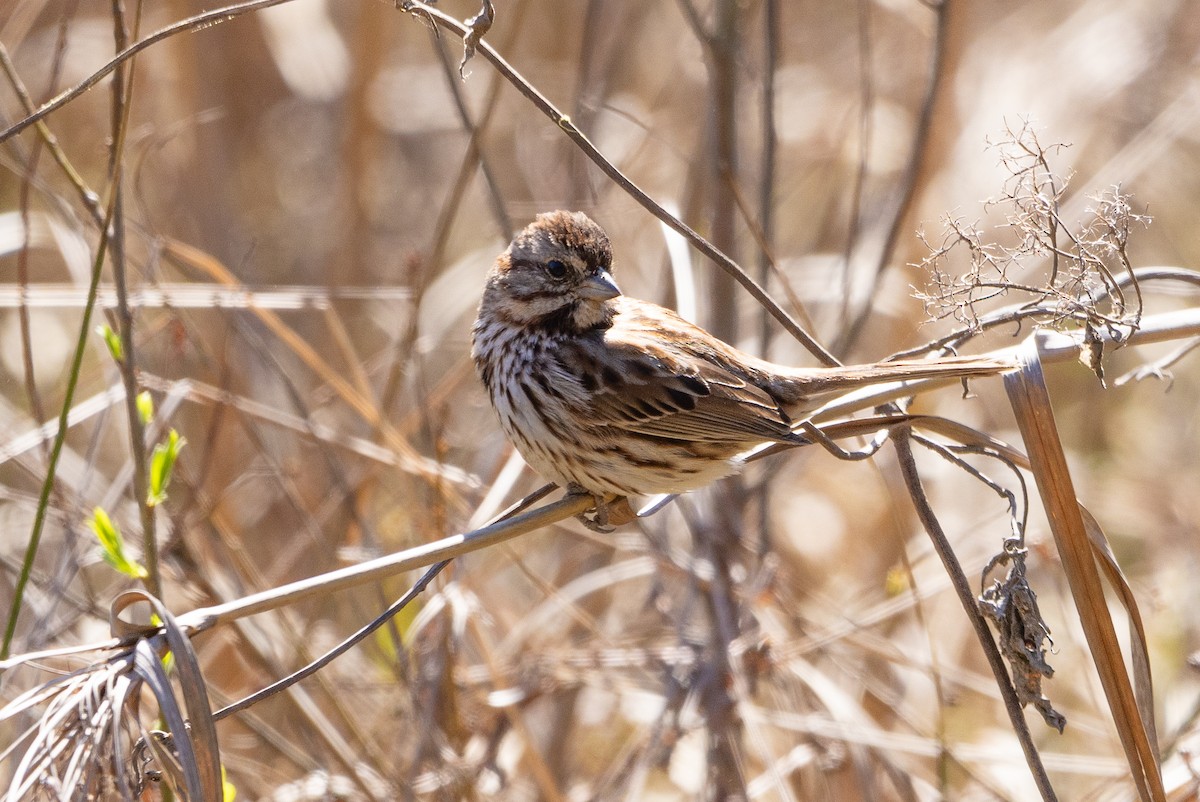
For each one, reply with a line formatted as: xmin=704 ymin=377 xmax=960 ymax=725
xmin=567 ymin=487 xmax=636 ymax=532
xmin=576 ymin=506 xmax=614 ymax=533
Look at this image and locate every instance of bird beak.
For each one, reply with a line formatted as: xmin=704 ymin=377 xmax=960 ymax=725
xmin=578 ymin=270 xmax=621 ymax=301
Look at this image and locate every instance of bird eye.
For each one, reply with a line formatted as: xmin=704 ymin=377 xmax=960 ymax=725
xmin=545 ymin=259 xmax=568 ymax=279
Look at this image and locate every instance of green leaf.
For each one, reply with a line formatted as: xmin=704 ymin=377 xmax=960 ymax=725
xmin=136 ymin=391 xmax=154 ymax=425
xmin=87 ymin=507 xmax=147 ymax=579
xmin=96 ymin=324 xmax=123 ymax=362
xmin=147 ymin=429 xmax=186 ymax=507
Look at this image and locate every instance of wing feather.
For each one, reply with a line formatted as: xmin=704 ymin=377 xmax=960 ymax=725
xmin=553 ymin=300 xmax=798 ymax=446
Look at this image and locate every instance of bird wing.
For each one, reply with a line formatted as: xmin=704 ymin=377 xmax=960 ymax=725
xmin=553 ymin=301 xmax=798 ymax=446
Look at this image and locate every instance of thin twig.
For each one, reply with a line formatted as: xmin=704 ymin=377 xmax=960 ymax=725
xmin=213 ymin=560 xmax=451 ymax=721
xmin=428 ymin=19 xmax=514 ymax=243
xmin=107 ymin=0 xmax=161 ymax=598
xmin=706 ymin=0 xmax=741 ymax=343
xmin=756 ymin=0 xmax=779 ymax=356
xmin=892 ymin=427 xmax=1058 ymax=802
xmin=2 ymin=198 xmax=120 ymax=660
xmin=835 ymin=0 xmax=956 ymax=355
xmin=891 ymin=266 xmax=1199 ymax=361
xmin=15 ymin=124 xmax=49 ymax=450
xmin=0 ymin=0 xmax=294 ymax=144
xmin=838 ymin=0 xmax=875 ymax=334
xmin=9 ymin=2 xmax=80 ymax=441
xmin=399 ymin=0 xmax=839 ymax=366
xmin=755 ymin=0 xmax=781 ymax=557
xmin=176 ymin=490 xmax=590 ymax=635
xmin=0 ymin=40 xmax=102 ymax=218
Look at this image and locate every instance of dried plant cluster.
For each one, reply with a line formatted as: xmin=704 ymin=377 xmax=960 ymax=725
xmin=917 ymin=124 xmax=1152 ymax=343
xmin=2 ymin=1 xmax=1200 ymax=801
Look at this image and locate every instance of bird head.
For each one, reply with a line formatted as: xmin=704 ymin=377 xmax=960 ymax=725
xmin=481 ymin=210 xmax=622 ymax=333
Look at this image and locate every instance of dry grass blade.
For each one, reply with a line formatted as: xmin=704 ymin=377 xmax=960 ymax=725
xmin=159 ymin=237 xmax=455 ymax=486
xmin=1004 ymin=336 xmax=1164 ymax=801
xmin=115 ymin=591 xmax=223 ymax=802
xmin=1077 ymin=506 xmax=1158 ymax=762
xmin=1 ymin=655 xmax=134 ymax=800
xmin=0 ymin=282 xmax=413 ymax=309
xmin=1 ymin=592 xmax=223 ymax=801
xmin=130 ymin=640 xmax=205 ymax=799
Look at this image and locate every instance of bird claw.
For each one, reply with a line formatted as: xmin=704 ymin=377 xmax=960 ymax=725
xmin=576 ymin=507 xmax=614 ymax=533
xmin=565 ymin=485 xmax=613 ymax=532
xmin=567 ymin=486 xmax=636 ymax=532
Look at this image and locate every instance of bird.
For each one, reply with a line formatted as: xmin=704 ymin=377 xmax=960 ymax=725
xmin=472 ymin=210 xmax=1011 ymax=512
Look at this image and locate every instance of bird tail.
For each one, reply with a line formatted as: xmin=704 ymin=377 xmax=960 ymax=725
xmin=772 ymin=354 xmax=1015 ymax=409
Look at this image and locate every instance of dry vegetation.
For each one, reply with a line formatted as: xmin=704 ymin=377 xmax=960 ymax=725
xmin=2 ymin=0 xmax=1200 ymax=800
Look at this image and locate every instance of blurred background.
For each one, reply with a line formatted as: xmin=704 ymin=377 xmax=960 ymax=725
xmin=2 ymin=0 xmax=1199 ymax=799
